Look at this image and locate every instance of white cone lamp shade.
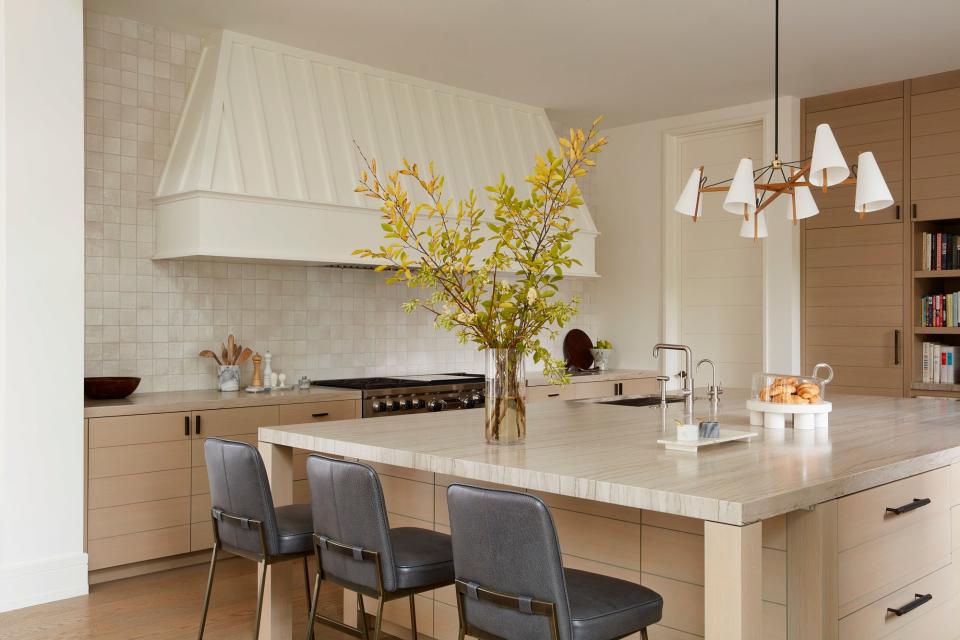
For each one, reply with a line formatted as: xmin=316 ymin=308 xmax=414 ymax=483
xmin=723 ymin=158 xmax=757 ymax=217
xmin=739 ymin=212 xmax=768 ymax=239
xmin=854 ymin=151 xmax=894 ymax=214
xmin=809 ymin=124 xmax=849 ymax=187
xmin=675 ymin=167 xmax=704 ymax=218
xmin=789 ymin=185 xmax=819 ymax=221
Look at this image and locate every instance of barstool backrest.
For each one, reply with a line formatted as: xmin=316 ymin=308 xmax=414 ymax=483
xmin=305 ymin=455 xmax=398 ymax=593
xmin=446 ymin=484 xmax=573 ymax=640
xmin=203 ymin=437 xmax=282 ymax=557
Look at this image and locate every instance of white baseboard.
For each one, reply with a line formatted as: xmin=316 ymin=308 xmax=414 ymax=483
xmin=0 ymin=552 xmax=88 ymax=613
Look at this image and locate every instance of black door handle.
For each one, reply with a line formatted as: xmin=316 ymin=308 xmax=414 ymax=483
xmin=547 ymin=393 xmax=560 ymax=398
xmin=311 ymin=412 xmax=329 ymax=418
xmin=195 ymin=415 xmax=202 ymax=435
xmin=887 ymin=593 xmax=932 ymax=616
xmin=885 ymin=497 xmax=930 ymax=515
xmin=895 ymin=204 xmax=900 ymax=220
xmin=184 ymin=416 xmax=190 ymax=437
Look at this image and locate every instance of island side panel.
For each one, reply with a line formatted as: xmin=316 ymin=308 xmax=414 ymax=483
xmin=705 ymin=520 xmax=763 ymax=640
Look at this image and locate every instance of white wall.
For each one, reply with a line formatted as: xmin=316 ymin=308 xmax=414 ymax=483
xmin=590 ymin=97 xmax=801 ymax=380
xmin=0 ymin=0 xmax=88 ymax=611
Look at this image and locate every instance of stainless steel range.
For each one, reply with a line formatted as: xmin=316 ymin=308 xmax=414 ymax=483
xmin=312 ymin=373 xmax=485 ymax=418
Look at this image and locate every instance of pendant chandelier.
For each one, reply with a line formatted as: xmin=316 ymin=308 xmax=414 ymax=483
xmin=673 ymin=0 xmax=893 ymax=240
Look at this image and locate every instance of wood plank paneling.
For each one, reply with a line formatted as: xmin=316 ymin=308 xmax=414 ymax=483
xmin=804 ymin=82 xmax=903 ymax=113
xmin=87 ymin=525 xmax=191 ymax=571
xmin=89 ymin=441 xmax=191 ymax=478
xmin=88 ymin=469 xmax=191 ymax=509
xmin=88 ymin=497 xmax=190 ymax=540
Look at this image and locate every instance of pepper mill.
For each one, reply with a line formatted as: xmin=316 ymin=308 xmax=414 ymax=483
xmin=251 ymin=353 xmax=264 ymax=388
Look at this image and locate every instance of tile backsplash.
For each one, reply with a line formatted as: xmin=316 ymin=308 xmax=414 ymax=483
xmin=83 ymin=12 xmax=598 ymax=393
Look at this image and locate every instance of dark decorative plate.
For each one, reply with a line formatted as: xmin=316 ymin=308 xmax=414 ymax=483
xmin=84 ymin=376 xmax=141 ymax=400
xmin=563 ymin=329 xmax=595 ymax=370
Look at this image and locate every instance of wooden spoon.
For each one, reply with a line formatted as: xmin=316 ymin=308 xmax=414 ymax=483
xmin=199 ymin=350 xmax=222 ymax=365
xmin=227 ymin=335 xmax=236 ymax=363
xmin=237 ymin=347 xmax=253 ymax=365
xmin=221 ymin=343 xmax=229 ymax=364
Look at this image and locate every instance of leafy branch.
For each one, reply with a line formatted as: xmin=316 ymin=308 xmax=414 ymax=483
xmin=353 ymin=117 xmax=606 ymax=383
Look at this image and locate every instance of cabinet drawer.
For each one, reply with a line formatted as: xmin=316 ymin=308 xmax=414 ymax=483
xmin=89 ymin=441 xmax=191 ymax=478
xmin=89 ymin=412 xmax=191 ymax=447
xmin=526 ymin=385 xmax=575 ymax=403
xmin=193 ymin=405 xmax=279 ymax=438
xmin=88 ymin=525 xmax=191 ymax=570
xmin=88 ymin=497 xmax=190 ymax=540
xmin=620 ymin=378 xmax=657 ymax=395
xmin=838 ymin=468 xmax=950 ymax=551
xmin=838 ymin=509 xmax=951 ymax=616
xmin=839 ymin=562 xmax=957 ymax=640
xmin=88 ymin=468 xmax=191 ymax=509
xmin=277 ymin=400 xmax=357 ymax=425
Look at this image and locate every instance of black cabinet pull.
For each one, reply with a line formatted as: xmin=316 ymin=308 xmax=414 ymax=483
xmin=885 ymin=497 xmax=930 ymax=515
xmin=912 ymin=203 xmax=918 ymax=219
xmin=894 ymin=329 xmax=902 ymax=366
xmin=895 ymin=204 xmax=900 ymax=220
xmin=887 ymin=593 xmax=932 ymax=617
xmin=547 ymin=393 xmax=560 ymax=398
xmin=195 ymin=415 xmax=202 ymax=435
xmin=311 ymin=412 xmax=329 ymax=418
xmin=184 ymin=416 xmax=190 ymax=437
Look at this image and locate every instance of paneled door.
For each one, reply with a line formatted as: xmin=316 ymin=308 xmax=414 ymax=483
xmin=677 ymin=124 xmax=765 ymax=388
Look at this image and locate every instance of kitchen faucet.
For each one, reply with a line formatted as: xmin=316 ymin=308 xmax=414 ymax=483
xmin=652 ymin=343 xmax=694 ymax=420
xmin=696 ymin=358 xmax=722 ymax=420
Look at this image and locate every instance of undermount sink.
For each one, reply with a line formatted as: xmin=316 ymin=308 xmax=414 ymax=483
xmin=596 ymin=395 xmax=686 ymax=407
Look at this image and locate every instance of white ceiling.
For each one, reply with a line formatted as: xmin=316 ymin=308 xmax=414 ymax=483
xmin=86 ymin=0 xmax=960 ymax=128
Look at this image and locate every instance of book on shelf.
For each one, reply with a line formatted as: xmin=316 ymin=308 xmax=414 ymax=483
xmin=922 ymin=342 xmax=957 ymax=384
xmin=920 ymin=291 xmax=960 ymax=327
xmin=920 ymin=231 xmax=960 ymax=271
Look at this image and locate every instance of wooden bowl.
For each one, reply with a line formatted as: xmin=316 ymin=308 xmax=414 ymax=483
xmin=84 ymin=376 xmax=141 ymax=400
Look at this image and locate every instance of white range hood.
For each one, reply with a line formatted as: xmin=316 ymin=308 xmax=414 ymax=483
xmin=154 ymin=30 xmax=598 ymax=276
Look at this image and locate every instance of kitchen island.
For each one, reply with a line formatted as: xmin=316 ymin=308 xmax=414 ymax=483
xmin=258 ymin=390 xmax=960 ymax=639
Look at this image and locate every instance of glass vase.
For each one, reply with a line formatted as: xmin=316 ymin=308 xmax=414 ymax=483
xmin=484 ymin=349 xmax=526 ymax=445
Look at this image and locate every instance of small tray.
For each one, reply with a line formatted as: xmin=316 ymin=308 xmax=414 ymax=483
xmin=657 ymin=429 xmax=758 ymax=453
xmin=746 ymin=399 xmax=832 ymax=430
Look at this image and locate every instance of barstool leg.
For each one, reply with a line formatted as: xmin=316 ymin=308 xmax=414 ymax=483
xmin=302 ymin=557 xmax=311 ymax=603
xmin=252 ymin=560 xmax=268 ymax=640
xmin=408 ymin=595 xmax=418 ymax=639
xmin=640 ymin=629 xmax=649 ymax=640
xmin=357 ymin=592 xmax=370 ymax=640
xmin=196 ymin=543 xmax=218 ymax=639
xmin=305 ymin=569 xmax=322 ymax=640
xmin=373 ymin=598 xmax=385 ymax=640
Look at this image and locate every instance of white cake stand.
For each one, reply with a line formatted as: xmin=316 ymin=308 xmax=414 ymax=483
xmin=745 ymin=399 xmax=832 ymax=430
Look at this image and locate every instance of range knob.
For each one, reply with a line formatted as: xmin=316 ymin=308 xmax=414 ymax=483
xmin=461 ymin=394 xmax=477 ymax=409
xmin=471 ymin=392 xmax=484 ymax=407
xmin=428 ymin=399 xmax=444 ymax=412
xmin=372 ymin=401 xmax=387 ymax=413
xmin=386 ymin=400 xmax=400 ymax=411
xmin=411 ymin=398 xmax=425 ymax=409
xmin=400 ymin=399 xmax=413 ymax=410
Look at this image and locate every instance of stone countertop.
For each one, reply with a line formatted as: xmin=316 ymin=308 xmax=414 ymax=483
xmin=259 ymin=390 xmax=960 ymax=526
xmin=526 ymin=368 xmax=658 ymax=387
xmin=84 ymin=386 xmax=361 ymax=418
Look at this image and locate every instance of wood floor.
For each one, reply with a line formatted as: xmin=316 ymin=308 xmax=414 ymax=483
xmin=0 ymin=557 xmax=391 ymax=640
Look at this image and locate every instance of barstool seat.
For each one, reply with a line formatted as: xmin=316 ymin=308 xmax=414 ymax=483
xmin=565 ymin=568 xmax=663 ymax=640
xmin=391 ymin=527 xmax=455 ymax=589
xmin=275 ymin=504 xmax=314 ymax=555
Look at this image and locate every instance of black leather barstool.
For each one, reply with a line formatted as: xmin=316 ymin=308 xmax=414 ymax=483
xmin=305 ymin=454 xmax=456 ymax=640
xmin=446 ymin=484 xmax=664 ymax=640
xmin=197 ymin=437 xmax=315 ymax=639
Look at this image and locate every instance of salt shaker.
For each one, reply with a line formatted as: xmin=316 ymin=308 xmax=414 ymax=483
xmin=262 ymin=351 xmax=273 ymax=388
xmin=270 ymin=372 xmax=279 ymax=389
xmin=278 ymin=373 xmax=287 ymax=388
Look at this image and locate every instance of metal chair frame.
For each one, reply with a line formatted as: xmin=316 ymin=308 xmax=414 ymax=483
xmin=306 ymin=533 xmax=445 ymax=640
xmin=453 ymin=579 xmax=649 ymax=640
xmin=197 ymin=509 xmax=312 ymax=640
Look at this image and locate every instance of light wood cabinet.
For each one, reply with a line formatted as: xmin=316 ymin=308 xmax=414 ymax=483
xmin=801 ymin=82 xmax=907 ymax=396
xmin=86 ymin=398 xmax=359 ymax=572
xmin=526 ymin=375 xmax=657 ymax=403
